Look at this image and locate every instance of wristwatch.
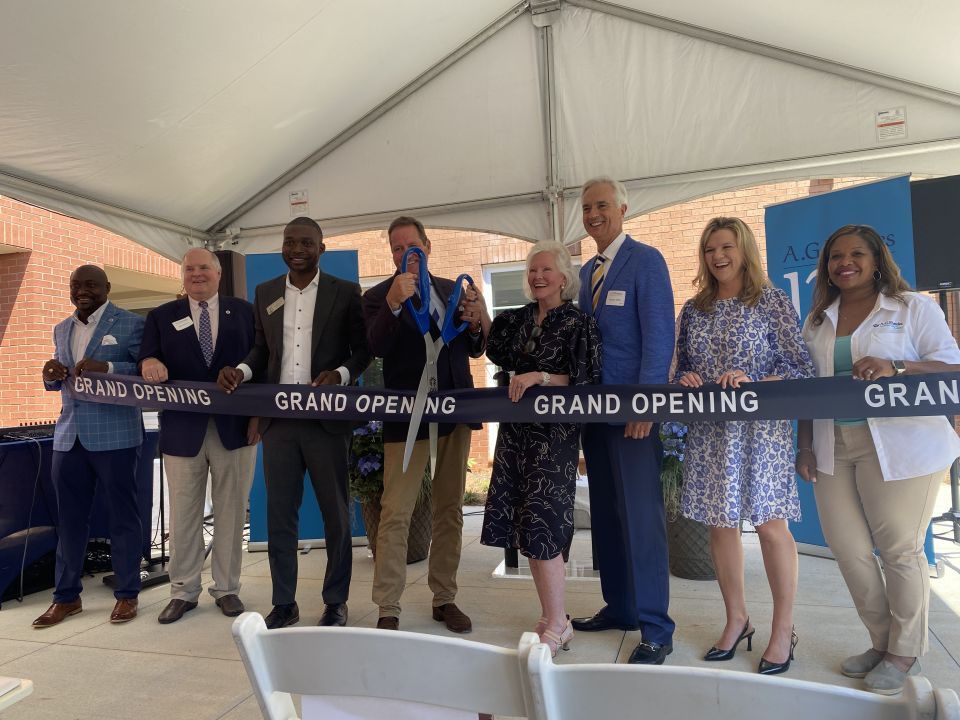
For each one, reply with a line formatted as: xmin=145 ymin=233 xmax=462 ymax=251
xmin=892 ymin=360 xmax=906 ymax=375
xmin=540 ymin=371 xmax=550 ymax=386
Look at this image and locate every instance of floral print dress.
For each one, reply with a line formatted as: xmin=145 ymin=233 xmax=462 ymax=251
xmin=481 ymin=302 xmax=602 ymax=559
xmin=675 ymin=286 xmax=814 ymax=527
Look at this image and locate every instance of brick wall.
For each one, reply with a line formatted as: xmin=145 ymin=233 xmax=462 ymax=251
xmin=7 ymin=175 xmax=956 ymax=456
xmin=0 ymin=196 xmax=180 ymax=427
xmin=326 ymin=177 xmax=889 ymax=464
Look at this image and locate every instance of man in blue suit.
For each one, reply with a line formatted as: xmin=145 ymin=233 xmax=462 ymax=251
xmin=34 ymin=265 xmax=145 ymax=628
xmin=572 ymin=177 xmax=677 ymax=664
xmin=139 ymin=248 xmax=257 ymax=624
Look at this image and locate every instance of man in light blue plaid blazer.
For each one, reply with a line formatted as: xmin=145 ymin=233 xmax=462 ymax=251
xmin=32 ymin=265 xmax=145 ymax=629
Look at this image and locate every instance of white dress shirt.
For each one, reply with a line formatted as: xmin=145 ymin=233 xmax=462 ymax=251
xmin=70 ymin=300 xmax=113 ymax=372
xmin=240 ymin=273 xmax=349 ymax=385
xmin=803 ymin=291 xmax=960 ymax=481
xmin=599 ymin=231 xmax=627 ymax=265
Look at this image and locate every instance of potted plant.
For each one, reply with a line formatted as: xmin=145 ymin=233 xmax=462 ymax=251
xmin=349 ymin=420 xmax=432 ymax=564
xmin=660 ymin=421 xmax=715 ymax=581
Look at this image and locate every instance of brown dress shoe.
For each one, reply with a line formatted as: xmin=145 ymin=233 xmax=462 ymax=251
xmin=157 ymin=599 xmax=198 ymax=624
xmin=376 ymin=616 xmax=399 ymax=630
xmin=32 ymin=600 xmax=82 ymax=628
xmin=432 ymin=603 xmax=472 ymax=633
xmin=110 ymin=598 xmax=139 ymax=624
xmin=215 ymin=594 xmax=245 ymax=617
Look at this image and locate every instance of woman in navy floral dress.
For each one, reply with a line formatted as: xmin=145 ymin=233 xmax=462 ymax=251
xmin=481 ymin=240 xmax=602 ymax=656
xmin=675 ymin=217 xmax=813 ymax=675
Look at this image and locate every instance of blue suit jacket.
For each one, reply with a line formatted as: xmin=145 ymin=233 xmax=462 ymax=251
xmin=578 ymin=235 xmax=675 ymax=387
xmin=46 ymin=302 xmax=144 ymax=452
xmin=139 ymin=295 xmax=255 ymax=457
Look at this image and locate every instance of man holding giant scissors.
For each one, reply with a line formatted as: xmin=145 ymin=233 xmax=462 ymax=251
xmin=362 ymin=216 xmax=490 ymax=633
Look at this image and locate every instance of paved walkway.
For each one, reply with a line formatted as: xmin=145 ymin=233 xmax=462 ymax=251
xmin=0 ymin=487 xmax=956 ymax=719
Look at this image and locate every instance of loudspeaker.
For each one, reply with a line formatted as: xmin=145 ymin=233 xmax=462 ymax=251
xmin=215 ymin=250 xmax=247 ymax=298
xmin=911 ymin=175 xmax=960 ymax=292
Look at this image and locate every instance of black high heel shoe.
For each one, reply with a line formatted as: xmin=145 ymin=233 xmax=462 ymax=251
xmin=758 ymin=630 xmax=799 ymax=675
xmin=704 ymin=619 xmax=755 ymax=661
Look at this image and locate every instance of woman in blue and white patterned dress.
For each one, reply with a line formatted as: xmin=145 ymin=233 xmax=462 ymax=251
xmin=675 ymin=217 xmax=814 ymax=675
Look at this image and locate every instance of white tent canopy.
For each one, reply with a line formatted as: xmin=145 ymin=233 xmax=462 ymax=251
xmin=2 ymin=0 xmax=959 ymax=260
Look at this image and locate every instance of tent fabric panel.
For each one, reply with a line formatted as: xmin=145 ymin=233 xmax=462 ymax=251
xmin=605 ymin=0 xmax=960 ymax=95
xmin=235 ymin=16 xmax=546 ymax=231
xmin=554 ymin=6 xmax=960 ymax=190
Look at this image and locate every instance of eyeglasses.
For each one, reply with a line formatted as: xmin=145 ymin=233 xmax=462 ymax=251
xmin=523 ymin=325 xmax=543 ymax=354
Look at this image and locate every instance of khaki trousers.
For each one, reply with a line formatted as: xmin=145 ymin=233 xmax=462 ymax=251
xmin=164 ymin=419 xmax=256 ymax=602
xmin=373 ymin=424 xmax=471 ymax=618
xmin=814 ymin=423 xmax=944 ymax=656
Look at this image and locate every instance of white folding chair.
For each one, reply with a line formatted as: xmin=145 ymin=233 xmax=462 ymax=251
xmin=526 ymin=643 xmax=960 ymax=720
xmin=232 ymin=612 xmax=542 ymax=720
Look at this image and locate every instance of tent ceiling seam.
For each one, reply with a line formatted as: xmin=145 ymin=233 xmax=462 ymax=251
xmin=567 ymin=0 xmax=960 ymax=108
xmin=558 ymin=136 xmax=960 ymax=197
xmin=235 ymin=191 xmax=546 ymax=238
xmin=0 ymin=170 xmax=207 ymax=239
xmin=208 ymin=1 xmax=531 ymax=235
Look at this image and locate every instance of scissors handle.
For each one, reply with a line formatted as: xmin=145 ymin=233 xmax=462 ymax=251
xmin=400 ymin=247 xmax=432 ymax=336
xmin=440 ymin=274 xmax=474 ymax=344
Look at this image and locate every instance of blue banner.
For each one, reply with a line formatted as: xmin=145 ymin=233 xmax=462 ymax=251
xmin=66 ymin=372 xmax=960 ymax=423
xmin=764 ymin=176 xmax=920 ymax=555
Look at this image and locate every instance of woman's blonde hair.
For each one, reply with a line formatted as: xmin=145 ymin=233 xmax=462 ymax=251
xmin=522 ymin=240 xmax=580 ymax=302
xmin=691 ymin=216 xmax=769 ymax=312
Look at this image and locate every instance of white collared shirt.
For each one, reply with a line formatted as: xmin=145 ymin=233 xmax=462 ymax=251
xmin=187 ymin=293 xmax=219 ymax=346
xmin=803 ymin=291 xmax=960 ymax=481
xmin=599 ymin=232 xmax=627 ymax=265
xmin=280 ymin=272 xmax=319 ymax=384
xmin=240 ymin=272 xmax=349 ymax=385
xmin=70 ymin=300 xmax=113 ymax=372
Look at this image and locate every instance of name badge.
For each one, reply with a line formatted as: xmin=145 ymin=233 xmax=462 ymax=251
xmin=267 ymin=297 xmax=285 ymax=315
xmin=873 ymin=320 xmax=904 ymax=334
xmin=172 ymin=317 xmax=194 ymax=331
xmin=605 ymin=290 xmax=626 ymax=307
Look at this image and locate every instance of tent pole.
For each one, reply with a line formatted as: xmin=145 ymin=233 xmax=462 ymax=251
xmin=533 ymin=1 xmax=564 ymax=245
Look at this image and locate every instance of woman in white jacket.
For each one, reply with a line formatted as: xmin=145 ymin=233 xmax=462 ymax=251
xmin=796 ymin=224 xmax=960 ymax=696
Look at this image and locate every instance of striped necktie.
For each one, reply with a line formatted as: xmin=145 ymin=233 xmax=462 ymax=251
xmin=591 ymin=255 xmax=607 ymax=311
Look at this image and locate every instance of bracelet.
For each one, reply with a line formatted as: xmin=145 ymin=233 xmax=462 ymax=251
xmin=540 ymin=371 xmax=550 ymax=386
xmin=797 ymin=447 xmax=813 ymax=453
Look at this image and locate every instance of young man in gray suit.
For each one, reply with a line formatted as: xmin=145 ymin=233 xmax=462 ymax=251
xmin=219 ymin=218 xmax=371 ymax=629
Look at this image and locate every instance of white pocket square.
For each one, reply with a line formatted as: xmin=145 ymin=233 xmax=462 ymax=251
xmin=101 ymin=335 xmax=118 ymax=346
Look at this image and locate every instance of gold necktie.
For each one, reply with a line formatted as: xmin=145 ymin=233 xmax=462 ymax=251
xmin=591 ymin=255 xmax=607 ymax=310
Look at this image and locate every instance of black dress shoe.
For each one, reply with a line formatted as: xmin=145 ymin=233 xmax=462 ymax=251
xmin=264 ymin=602 xmax=300 ymax=629
xmin=628 ymin=641 xmax=673 ymax=665
xmin=318 ymin=603 xmax=347 ymax=627
xmin=157 ymin=599 xmax=198 ymax=625
xmin=571 ymin=612 xmax=639 ymax=632
xmin=215 ymin=594 xmax=245 ymax=617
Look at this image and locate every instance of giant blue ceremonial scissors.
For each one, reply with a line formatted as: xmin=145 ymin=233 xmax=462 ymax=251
xmin=401 ymin=246 xmax=474 ymax=476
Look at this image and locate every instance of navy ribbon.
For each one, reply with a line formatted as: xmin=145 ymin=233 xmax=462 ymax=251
xmin=65 ymin=372 xmax=960 ymax=424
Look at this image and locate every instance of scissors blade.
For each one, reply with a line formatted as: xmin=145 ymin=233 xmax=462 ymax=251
xmin=428 ymin=420 xmax=438 ymax=481
xmin=402 ymin=363 xmax=432 ymax=472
